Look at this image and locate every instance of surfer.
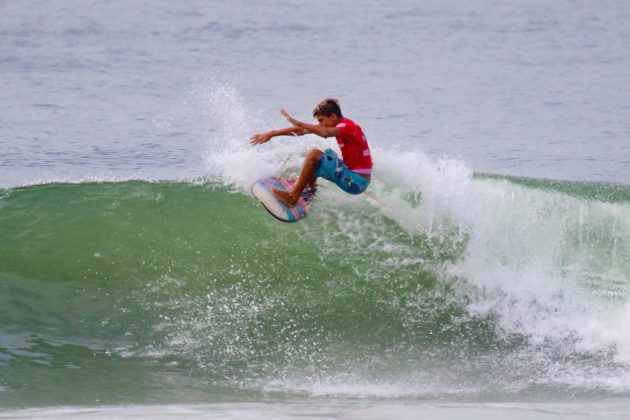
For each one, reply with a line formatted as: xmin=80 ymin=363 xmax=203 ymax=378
xmin=250 ymin=98 xmax=373 ymax=207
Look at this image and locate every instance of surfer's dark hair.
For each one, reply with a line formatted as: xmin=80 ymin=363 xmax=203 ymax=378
xmin=313 ymin=98 xmax=343 ymax=118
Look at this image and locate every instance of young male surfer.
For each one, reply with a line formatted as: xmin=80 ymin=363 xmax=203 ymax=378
xmin=250 ymin=98 xmax=373 ymax=207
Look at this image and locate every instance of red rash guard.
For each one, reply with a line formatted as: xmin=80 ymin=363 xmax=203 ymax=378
xmin=335 ymin=118 xmax=373 ymax=175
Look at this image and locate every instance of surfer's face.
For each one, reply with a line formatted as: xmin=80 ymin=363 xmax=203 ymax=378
xmin=316 ymin=114 xmax=339 ymax=127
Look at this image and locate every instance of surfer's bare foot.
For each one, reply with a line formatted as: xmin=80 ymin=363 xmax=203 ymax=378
xmin=273 ymin=188 xmax=299 ymax=207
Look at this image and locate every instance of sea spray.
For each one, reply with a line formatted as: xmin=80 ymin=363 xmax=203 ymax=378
xmin=189 ymin=86 xmax=630 ymax=393
xmin=196 ymin=83 xmax=333 ymax=189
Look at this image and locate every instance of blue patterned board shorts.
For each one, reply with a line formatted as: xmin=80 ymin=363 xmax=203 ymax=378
xmin=315 ymin=149 xmax=370 ymax=195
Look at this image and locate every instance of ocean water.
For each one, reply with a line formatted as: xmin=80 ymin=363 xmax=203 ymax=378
xmin=1 ymin=1 xmax=630 ymax=418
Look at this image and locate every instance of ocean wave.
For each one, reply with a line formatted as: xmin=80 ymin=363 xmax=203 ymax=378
xmin=2 ymin=173 xmax=630 ymax=398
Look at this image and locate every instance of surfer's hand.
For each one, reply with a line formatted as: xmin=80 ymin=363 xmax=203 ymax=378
xmin=250 ymin=132 xmax=272 ymax=145
xmin=280 ymin=108 xmax=297 ymax=125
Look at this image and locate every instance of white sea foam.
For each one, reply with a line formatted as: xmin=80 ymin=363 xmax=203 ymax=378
xmin=201 ymin=85 xmax=630 ymax=371
xmin=187 ymin=82 xmax=630 ymax=400
xmin=197 ymin=83 xmax=336 ymax=190
xmin=374 ymin=148 xmax=630 ymax=367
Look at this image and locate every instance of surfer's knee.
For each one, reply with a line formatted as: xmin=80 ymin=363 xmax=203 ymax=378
xmin=306 ymin=149 xmax=323 ymax=164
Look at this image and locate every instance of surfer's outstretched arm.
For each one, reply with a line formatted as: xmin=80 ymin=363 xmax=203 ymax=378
xmin=280 ymin=108 xmax=341 ymax=138
xmin=250 ymin=126 xmax=307 ymax=145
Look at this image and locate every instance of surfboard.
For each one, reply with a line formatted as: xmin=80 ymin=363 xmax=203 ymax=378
xmin=251 ymin=177 xmax=315 ymax=222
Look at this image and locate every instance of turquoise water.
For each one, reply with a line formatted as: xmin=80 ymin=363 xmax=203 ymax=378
xmin=2 ymin=0 xmax=630 ymax=417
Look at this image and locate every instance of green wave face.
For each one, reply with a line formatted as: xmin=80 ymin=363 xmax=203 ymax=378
xmin=1 ymin=179 xmax=630 ymax=405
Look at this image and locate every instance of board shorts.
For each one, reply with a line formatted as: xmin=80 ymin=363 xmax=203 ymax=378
xmin=315 ymin=149 xmax=370 ymax=195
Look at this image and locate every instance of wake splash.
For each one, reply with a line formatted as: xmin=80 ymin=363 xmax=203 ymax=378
xmin=188 ymin=84 xmax=630 ymax=395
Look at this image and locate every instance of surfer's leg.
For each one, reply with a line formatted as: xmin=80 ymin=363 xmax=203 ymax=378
xmin=274 ymin=148 xmax=323 ymax=206
xmin=315 ymin=149 xmax=370 ymax=195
